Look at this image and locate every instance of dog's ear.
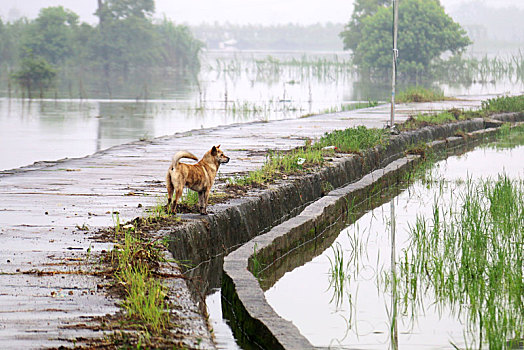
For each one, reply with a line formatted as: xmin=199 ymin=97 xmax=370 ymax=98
xmin=211 ymin=146 xmax=218 ymax=156
xmin=217 ymin=144 xmax=221 ymax=149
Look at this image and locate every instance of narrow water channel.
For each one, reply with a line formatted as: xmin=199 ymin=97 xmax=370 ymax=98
xmin=262 ymin=144 xmax=523 ymax=349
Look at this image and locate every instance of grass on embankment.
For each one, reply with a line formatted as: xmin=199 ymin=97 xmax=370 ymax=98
xmin=109 ymin=223 xmax=169 ymax=334
xmin=228 ymin=126 xmax=389 ymax=187
xmin=396 ymin=86 xmax=449 ymax=103
xmin=94 ymin=212 xmax=184 ymax=347
xmin=229 ymin=95 xmax=524 ymax=188
xmin=399 ymin=94 xmax=524 ymax=131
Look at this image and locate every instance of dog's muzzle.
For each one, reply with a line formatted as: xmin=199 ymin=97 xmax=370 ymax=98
xmin=220 ymin=157 xmax=230 ymax=164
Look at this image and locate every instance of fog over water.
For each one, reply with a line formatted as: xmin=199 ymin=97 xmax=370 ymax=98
xmin=2 ymin=0 xmax=524 ymax=25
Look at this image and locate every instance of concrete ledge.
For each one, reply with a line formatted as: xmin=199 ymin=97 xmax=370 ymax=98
xmin=221 ymin=117 xmax=522 ymax=349
xmin=166 ymin=118 xmax=493 ymax=270
xmin=222 ymin=156 xmax=418 ymax=349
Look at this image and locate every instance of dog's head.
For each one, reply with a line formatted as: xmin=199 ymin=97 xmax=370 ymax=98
xmin=211 ymin=145 xmax=230 ymax=165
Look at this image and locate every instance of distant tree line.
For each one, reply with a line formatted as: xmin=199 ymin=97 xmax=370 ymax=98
xmin=191 ymin=23 xmax=345 ymax=51
xmin=0 ymin=0 xmax=203 ymax=97
xmin=449 ymin=1 xmax=524 ymax=48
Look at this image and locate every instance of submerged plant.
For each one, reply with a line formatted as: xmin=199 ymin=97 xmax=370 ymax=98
xmin=400 ymin=175 xmax=524 ymax=349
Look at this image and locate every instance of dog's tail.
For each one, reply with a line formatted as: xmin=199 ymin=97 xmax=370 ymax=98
xmin=171 ymin=151 xmax=199 ymax=168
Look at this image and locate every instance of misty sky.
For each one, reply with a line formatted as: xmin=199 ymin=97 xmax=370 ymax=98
xmin=2 ymin=0 xmax=524 ymax=25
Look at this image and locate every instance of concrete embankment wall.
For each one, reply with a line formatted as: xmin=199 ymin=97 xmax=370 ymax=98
xmin=166 ymin=118 xmax=491 ymax=268
xmin=219 ymin=112 xmax=523 ymax=349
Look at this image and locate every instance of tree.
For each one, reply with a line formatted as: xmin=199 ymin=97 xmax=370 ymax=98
xmin=93 ymin=0 xmax=158 ymax=77
xmin=341 ymin=0 xmax=471 ymax=80
xmin=95 ymin=0 xmax=155 ymax=22
xmin=20 ymin=6 xmax=79 ymax=65
xmin=339 ymin=0 xmax=389 ymax=53
xmin=11 ymin=56 xmax=56 ymax=98
xmin=156 ymin=19 xmax=203 ymax=72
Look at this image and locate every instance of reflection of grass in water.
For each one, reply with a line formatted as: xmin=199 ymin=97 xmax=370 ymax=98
xmin=401 ymin=175 xmax=524 ymax=349
xmin=327 ymin=242 xmax=346 ymax=307
xmin=327 ymin=214 xmax=367 ymax=312
xmin=490 ymin=123 xmax=524 ymax=150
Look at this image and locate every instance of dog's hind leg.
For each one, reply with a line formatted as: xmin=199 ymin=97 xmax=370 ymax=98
xmin=166 ymin=171 xmax=175 ymax=213
xmin=173 ymin=187 xmax=183 ymax=214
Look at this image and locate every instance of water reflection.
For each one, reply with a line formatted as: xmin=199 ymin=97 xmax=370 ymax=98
xmin=264 ymin=143 xmax=524 ymax=349
xmin=389 ymin=199 xmax=398 ymax=350
xmin=2 ymin=51 xmax=523 ymax=171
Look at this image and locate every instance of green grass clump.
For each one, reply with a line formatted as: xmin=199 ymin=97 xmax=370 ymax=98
xmin=119 ymin=265 xmax=168 ymax=334
xmin=400 ymin=94 xmax=524 ymax=131
xmin=399 ymin=110 xmax=467 ymax=131
xmin=231 ymin=146 xmax=325 ymax=186
xmin=229 ymin=126 xmax=388 ymax=187
xmin=179 ymin=189 xmax=199 ymax=206
xmin=396 ymin=86 xmax=447 ymax=103
xmin=110 ymin=227 xmax=170 ymax=335
xmin=316 ymin=125 xmax=389 ymax=153
xmin=481 ymin=94 xmax=524 ymax=113
xmin=401 ymin=175 xmax=524 ymax=348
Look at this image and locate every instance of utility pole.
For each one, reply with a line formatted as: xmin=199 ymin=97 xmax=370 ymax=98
xmin=390 ymin=0 xmax=399 ymax=129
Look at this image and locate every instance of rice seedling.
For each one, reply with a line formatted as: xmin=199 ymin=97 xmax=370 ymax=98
xmin=400 ymin=175 xmax=524 ymax=349
xmin=118 ymin=264 xmax=169 ymax=334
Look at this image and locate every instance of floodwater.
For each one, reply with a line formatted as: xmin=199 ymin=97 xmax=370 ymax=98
xmin=2 ymin=50 xmax=524 ymax=171
xmin=264 ymin=143 xmax=524 ymax=349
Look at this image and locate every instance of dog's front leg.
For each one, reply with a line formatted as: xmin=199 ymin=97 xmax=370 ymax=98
xmin=198 ymin=191 xmax=207 ymax=215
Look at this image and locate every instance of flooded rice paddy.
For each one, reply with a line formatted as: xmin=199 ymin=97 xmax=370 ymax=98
xmin=262 ymin=139 xmax=523 ymax=349
xmin=2 ymin=50 xmax=524 ymax=171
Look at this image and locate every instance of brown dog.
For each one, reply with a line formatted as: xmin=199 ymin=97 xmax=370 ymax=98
xmin=166 ymin=145 xmax=230 ymax=215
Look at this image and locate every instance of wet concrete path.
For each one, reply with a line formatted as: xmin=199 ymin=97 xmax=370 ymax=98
xmin=0 ymin=97 xmax=486 ymax=348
